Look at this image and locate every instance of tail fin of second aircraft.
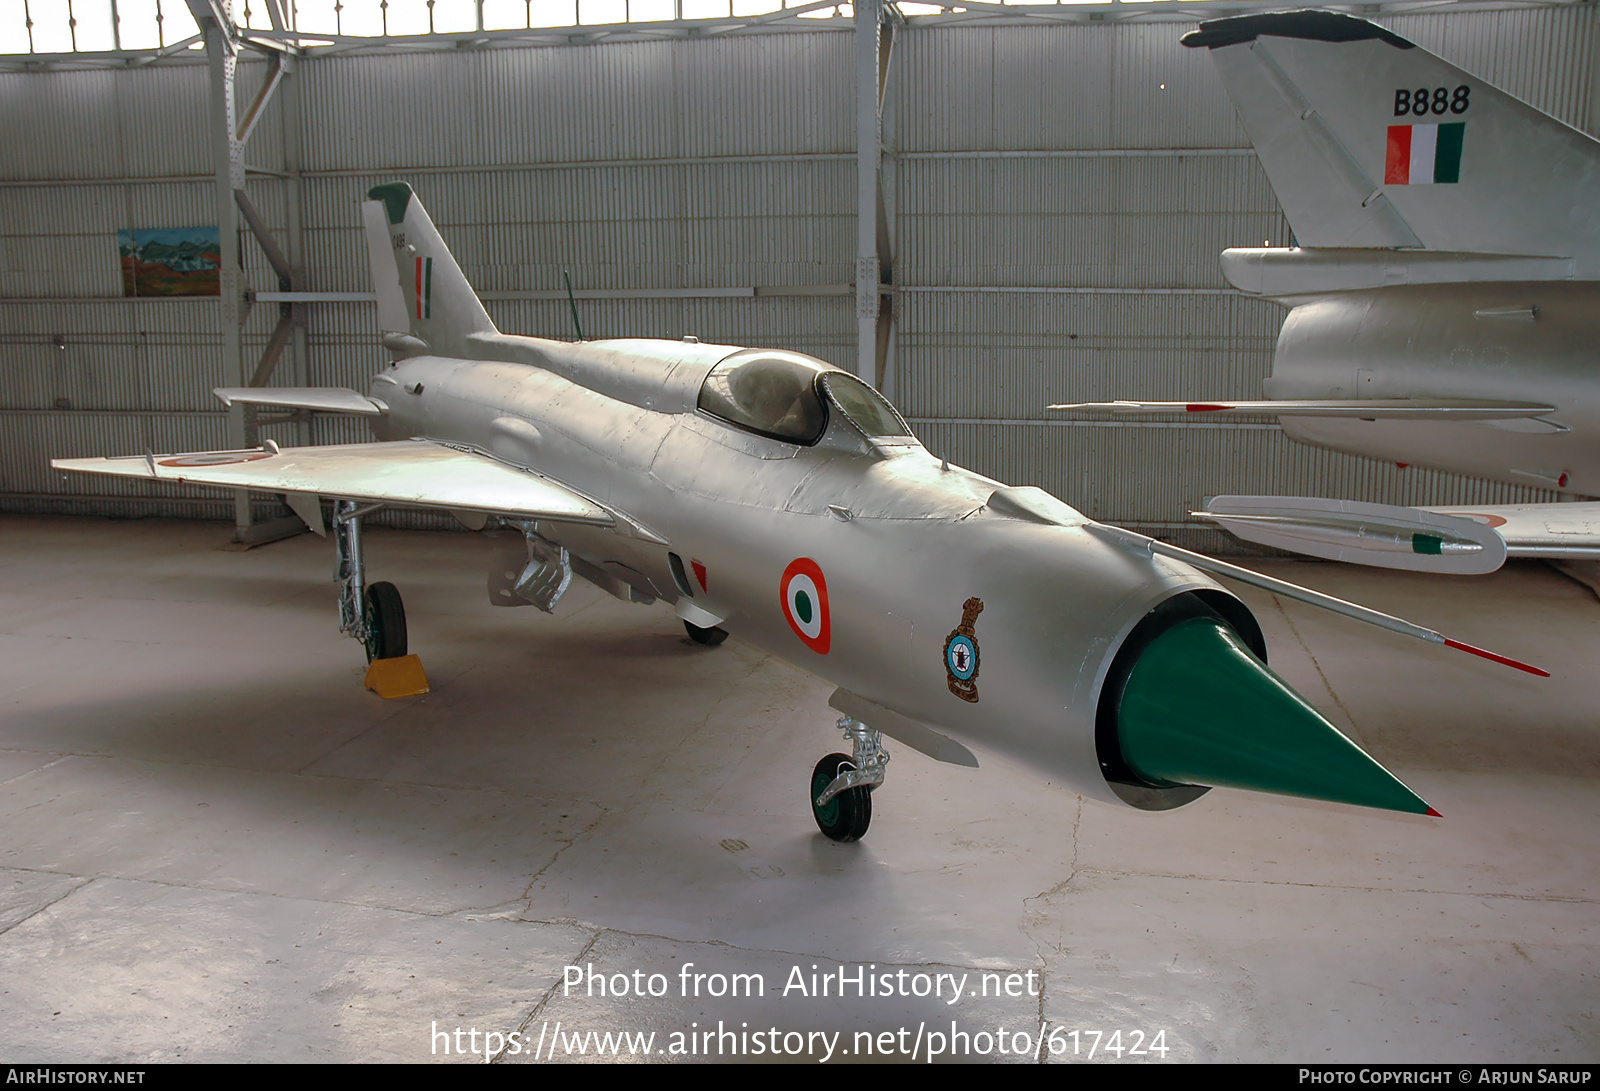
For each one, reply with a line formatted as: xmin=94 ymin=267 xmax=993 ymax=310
xmin=1185 ymin=12 xmax=1600 ymax=271
xmin=361 ymin=182 xmax=498 ymax=353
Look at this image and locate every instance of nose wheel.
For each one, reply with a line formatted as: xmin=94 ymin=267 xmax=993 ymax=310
xmin=811 ymin=754 xmax=872 ymax=841
xmin=810 ymin=717 xmax=889 ymax=842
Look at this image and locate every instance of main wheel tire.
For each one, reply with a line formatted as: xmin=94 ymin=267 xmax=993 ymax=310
xmin=811 ymin=752 xmax=872 ymax=842
xmin=684 ymin=620 xmax=729 ymax=646
xmin=363 ymin=581 xmax=407 ymax=662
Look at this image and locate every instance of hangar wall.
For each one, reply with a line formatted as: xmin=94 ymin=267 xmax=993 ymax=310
xmin=0 ymin=6 xmax=1593 ymax=541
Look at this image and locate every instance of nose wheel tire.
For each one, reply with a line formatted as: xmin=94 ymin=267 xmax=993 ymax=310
xmin=811 ymin=753 xmax=872 ymax=842
xmin=363 ymin=581 xmax=408 ymax=662
xmin=684 ymin=620 xmax=729 ymax=646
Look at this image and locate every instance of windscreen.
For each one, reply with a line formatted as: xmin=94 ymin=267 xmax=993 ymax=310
xmin=820 ymin=372 xmax=914 ymax=439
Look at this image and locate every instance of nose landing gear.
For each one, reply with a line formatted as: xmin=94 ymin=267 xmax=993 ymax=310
xmin=811 ymin=716 xmax=889 ymax=842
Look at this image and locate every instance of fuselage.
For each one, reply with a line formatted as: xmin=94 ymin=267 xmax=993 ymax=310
xmin=1260 ymin=280 xmax=1600 ymax=494
xmin=367 ymin=334 xmax=1234 ymax=809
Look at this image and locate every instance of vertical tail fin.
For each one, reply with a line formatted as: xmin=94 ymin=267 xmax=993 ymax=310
xmin=1186 ymin=12 xmax=1600 ymax=273
xmin=361 ymin=182 xmax=497 ymax=353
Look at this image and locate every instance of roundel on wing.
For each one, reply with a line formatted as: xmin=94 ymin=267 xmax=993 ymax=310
xmin=780 ymin=558 xmax=830 ymax=655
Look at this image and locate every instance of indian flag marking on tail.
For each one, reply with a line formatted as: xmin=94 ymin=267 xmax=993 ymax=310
xmin=414 ymin=256 xmax=433 ymax=319
xmin=1385 ymin=122 xmax=1465 ymax=185
xmin=780 ymin=557 xmax=830 ymax=655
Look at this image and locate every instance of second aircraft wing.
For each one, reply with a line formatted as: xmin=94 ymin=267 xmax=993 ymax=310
xmin=1194 ymin=495 xmax=1600 ymax=573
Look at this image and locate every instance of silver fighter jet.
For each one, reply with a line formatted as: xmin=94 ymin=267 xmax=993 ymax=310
xmin=54 ymin=183 xmax=1546 ymax=840
xmin=1056 ymin=11 xmax=1600 ymax=574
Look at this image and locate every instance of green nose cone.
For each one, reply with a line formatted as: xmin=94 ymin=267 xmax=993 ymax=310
xmin=1118 ymin=617 xmax=1432 ymax=815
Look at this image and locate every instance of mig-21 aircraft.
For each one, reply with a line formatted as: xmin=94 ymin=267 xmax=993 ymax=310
xmin=52 ymin=182 xmax=1547 ymax=841
xmin=1056 ymin=11 xmax=1600 ymax=574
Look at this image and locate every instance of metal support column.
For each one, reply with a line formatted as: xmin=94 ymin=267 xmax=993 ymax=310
xmin=1589 ymin=9 xmax=1600 ymax=138
xmin=232 ymin=45 xmax=298 ymax=398
xmin=854 ymin=0 xmax=882 ymax=385
xmin=876 ymin=13 xmax=900 ymax=401
xmin=280 ymin=53 xmax=312 ymax=448
xmin=855 ymin=0 xmax=897 ymax=390
xmin=204 ymin=14 xmax=249 ymax=531
xmin=194 ymin=0 xmax=306 ymax=547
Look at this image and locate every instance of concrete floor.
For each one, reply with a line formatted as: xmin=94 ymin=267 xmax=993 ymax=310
xmin=0 ymin=513 xmax=1595 ymax=1063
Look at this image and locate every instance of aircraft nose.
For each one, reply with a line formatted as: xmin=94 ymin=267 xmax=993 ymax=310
xmin=1115 ymin=613 xmax=1434 ymax=815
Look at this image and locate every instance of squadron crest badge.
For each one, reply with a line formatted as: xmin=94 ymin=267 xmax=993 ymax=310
xmin=942 ymin=597 xmax=984 ymax=703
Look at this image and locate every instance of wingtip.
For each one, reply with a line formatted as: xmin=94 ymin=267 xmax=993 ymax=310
xmin=1426 ymin=807 xmax=1443 ymax=818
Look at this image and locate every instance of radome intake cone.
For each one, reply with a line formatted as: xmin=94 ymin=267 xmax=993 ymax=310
xmin=1117 ymin=616 xmax=1433 ymax=815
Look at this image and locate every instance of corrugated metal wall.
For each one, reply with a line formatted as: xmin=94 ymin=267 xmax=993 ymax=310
xmin=889 ymin=8 xmax=1594 ymax=548
xmin=1 ymin=9 xmax=1593 ymax=541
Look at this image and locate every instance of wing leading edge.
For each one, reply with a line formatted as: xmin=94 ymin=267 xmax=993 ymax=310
xmin=51 ymin=440 xmax=615 ymax=528
xmin=1048 ymin=399 xmax=1556 ymax=420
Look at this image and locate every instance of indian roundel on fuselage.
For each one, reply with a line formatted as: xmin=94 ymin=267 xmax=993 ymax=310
xmin=780 ymin=558 xmax=830 ymax=655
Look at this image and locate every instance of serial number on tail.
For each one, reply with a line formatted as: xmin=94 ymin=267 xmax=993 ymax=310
xmin=1394 ymin=86 xmax=1470 ymax=116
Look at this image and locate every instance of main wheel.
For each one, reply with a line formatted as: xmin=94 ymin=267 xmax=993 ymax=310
xmin=811 ymin=753 xmax=871 ymax=842
xmin=363 ymin=581 xmax=407 ymax=662
xmin=683 ymin=620 xmax=729 ymax=646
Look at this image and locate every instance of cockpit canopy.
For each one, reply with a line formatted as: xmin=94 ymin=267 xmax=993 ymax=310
xmin=698 ymin=350 xmax=829 ymax=444
xmin=697 ymin=349 xmax=914 ymax=446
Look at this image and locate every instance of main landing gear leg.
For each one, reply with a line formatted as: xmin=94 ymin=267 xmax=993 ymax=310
xmin=334 ymin=501 xmax=407 ymax=660
xmin=811 ymin=716 xmax=890 ymax=843
xmin=334 ymin=501 xmax=424 ymax=696
xmin=334 ymin=500 xmax=370 ymax=651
